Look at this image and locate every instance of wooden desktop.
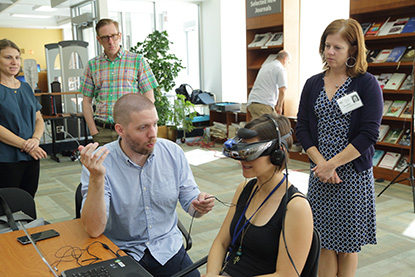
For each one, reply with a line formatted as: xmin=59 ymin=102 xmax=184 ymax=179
xmin=0 ymin=219 xmax=125 ymax=276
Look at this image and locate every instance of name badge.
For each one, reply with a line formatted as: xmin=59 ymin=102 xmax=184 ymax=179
xmin=337 ymin=91 xmax=363 ymax=114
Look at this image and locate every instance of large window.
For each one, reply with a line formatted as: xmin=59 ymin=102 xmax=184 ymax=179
xmin=107 ymin=0 xmax=201 ymax=93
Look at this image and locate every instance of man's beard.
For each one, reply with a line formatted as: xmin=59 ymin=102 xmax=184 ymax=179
xmin=124 ymin=133 xmax=157 ymax=155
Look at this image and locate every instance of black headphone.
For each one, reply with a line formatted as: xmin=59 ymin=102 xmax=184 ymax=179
xmin=264 ymin=114 xmax=287 ymax=166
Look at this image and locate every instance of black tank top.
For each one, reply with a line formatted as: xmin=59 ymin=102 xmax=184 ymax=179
xmin=223 ymin=179 xmax=301 ymax=276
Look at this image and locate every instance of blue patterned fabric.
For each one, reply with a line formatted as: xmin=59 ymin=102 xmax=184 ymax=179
xmin=307 ymin=77 xmax=377 ymax=253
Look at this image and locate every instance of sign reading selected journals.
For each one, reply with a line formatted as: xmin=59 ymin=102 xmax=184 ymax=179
xmin=247 ymin=0 xmax=281 ymax=18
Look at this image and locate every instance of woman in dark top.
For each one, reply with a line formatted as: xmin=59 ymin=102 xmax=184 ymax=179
xmin=0 ymin=39 xmax=47 ymax=197
xmin=204 ymin=114 xmax=313 ymax=277
xmin=296 ymin=19 xmax=382 ymax=276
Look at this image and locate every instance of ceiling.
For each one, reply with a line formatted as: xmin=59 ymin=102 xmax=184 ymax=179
xmin=0 ymin=0 xmax=86 ymax=29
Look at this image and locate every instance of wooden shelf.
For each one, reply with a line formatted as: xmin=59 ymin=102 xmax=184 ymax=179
xmin=350 ymin=0 xmax=415 ymax=186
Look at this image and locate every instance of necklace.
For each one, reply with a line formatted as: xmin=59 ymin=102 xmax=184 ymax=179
xmin=1 ymin=78 xmax=19 ymax=93
xmin=230 ymin=175 xmax=287 ymax=265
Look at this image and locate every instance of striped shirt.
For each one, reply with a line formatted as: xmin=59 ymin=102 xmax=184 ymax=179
xmin=80 ymin=47 xmax=158 ymax=123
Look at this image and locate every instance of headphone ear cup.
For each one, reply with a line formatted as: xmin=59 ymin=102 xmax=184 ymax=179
xmin=270 ymin=148 xmax=285 ymax=166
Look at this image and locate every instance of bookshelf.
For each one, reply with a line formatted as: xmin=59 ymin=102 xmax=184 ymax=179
xmin=246 ymin=0 xmax=284 ymax=121
xmin=350 ymin=0 xmax=415 ymax=185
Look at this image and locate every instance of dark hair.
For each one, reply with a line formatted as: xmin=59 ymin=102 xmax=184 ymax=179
xmin=114 ymin=93 xmax=155 ymax=126
xmin=95 ymin=18 xmax=120 ymax=36
xmin=0 ymin=39 xmax=20 ymax=54
xmin=319 ymin=18 xmax=367 ymax=77
xmin=244 ymin=114 xmax=293 ymax=169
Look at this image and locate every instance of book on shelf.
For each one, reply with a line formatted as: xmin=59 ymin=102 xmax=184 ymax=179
xmin=383 ymin=73 xmax=406 ymax=90
xmin=367 ymin=49 xmax=381 ymax=63
xmin=378 ymin=152 xmax=401 ymax=170
xmin=399 ymin=75 xmax=414 ymax=91
xmin=360 ymin=22 xmax=373 ymax=35
xmin=366 ymin=21 xmax=386 ymax=36
xmin=378 ymin=124 xmax=390 ymax=141
xmin=383 ymin=128 xmax=404 ymax=144
xmin=373 ymin=49 xmax=393 ymax=63
xmin=377 ymin=18 xmax=394 ymax=36
xmin=402 ymin=16 xmax=415 ymax=33
xmin=385 ymin=46 xmax=407 ymax=63
xmin=248 ymin=32 xmax=272 ymax=48
xmin=386 ymin=18 xmax=409 ymax=35
xmin=394 ymin=155 xmax=409 ymax=172
xmin=385 ymin=100 xmax=407 ymax=117
xmin=264 ymin=32 xmax=283 ymax=46
xmin=400 ymin=102 xmax=413 ymax=118
xmin=262 ymin=54 xmax=278 ymax=66
xmin=398 ymin=129 xmax=411 ymax=146
xmin=377 ymin=73 xmax=393 ymax=89
xmin=400 ymin=46 xmax=415 ymax=62
xmin=383 ymin=100 xmax=393 ymax=116
xmin=373 ymin=149 xmax=385 ymax=167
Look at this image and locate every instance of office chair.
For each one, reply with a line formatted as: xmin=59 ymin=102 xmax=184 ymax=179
xmin=0 ymin=188 xmax=37 ymax=219
xmin=301 ymin=228 xmax=321 ymax=277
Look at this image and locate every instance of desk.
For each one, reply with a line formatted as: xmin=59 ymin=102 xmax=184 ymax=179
xmin=42 ymin=113 xmax=88 ymax=162
xmin=0 ymin=219 xmax=125 ymax=276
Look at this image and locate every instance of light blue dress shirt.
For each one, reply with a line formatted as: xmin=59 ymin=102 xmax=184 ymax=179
xmin=80 ymin=138 xmax=200 ymax=265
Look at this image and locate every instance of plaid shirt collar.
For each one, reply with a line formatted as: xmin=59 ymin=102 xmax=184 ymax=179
xmin=101 ymin=46 xmax=125 ymax=61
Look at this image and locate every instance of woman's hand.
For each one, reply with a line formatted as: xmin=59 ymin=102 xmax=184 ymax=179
xmin=312 ymin=160 xmax=342 ymax=184
xmin=21 ymin=137 xmax=40 ymax=153
xmin=28 ymin=146 xmax=47 ymax=160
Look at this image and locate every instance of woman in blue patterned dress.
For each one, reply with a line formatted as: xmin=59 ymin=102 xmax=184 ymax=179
xmin=296 ymin=19 xmax=383 ymax=276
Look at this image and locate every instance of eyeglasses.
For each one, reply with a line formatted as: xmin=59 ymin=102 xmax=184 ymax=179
xmin=99 ymin=33 xmax=120 ymax=43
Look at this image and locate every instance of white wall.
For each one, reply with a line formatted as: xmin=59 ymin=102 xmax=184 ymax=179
xmin=200 ymin=0 xmax=246 ymax=103
xmin=299 ymin=0 xmax=350 ymax=95
xmin=200 ymin=0 xmax=222 ymax=101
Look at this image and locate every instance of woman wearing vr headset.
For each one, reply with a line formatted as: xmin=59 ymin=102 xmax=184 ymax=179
xmin=296 ymin=19 xmax=382 ymax=276
xmin=203 ymin=114 xmax=314 ymax=277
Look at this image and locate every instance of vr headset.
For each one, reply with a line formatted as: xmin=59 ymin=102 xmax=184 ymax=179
xmin=222 ymin=127 xmax=291 ymax=161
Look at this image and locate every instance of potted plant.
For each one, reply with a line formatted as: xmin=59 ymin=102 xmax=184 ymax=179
xmin=130 ymin=30 xmax=196 ymax=140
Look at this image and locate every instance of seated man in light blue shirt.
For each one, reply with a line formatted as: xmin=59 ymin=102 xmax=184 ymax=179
xmin=78 ymin=93 xmax=215 ymax=277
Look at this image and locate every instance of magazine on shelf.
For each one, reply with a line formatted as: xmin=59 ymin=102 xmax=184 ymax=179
xmin=377 ymin=73 xmax=393 ymax=89
xmin=248 ymin=32 xmax=272 ymax=48
xmin=383 ymin=128 xmax=404 ymax=144
xmin=385 ymin=46 xmax=407 ymax=63
xmin=394 ymin=155 xmax=409 ymax=172
xmin=373 ymin=49 xmax=393 ymax=63
xmin=378 ymin=152 xmax=401 ymax=170
xmin=367 ymin=49 xmax=381 ymax=63
xmin=373 ymin=150 xmax=385 ymax=166
xmin=377 ymin=18 xmax=394 ymax=36
xmin=378 ymin=124 xmax=390 ymax=141
xmin=400 ymin=46 xmax=415 ymax=62
xmin=386 ymin=18 xmax=409 ymax=35
xmin=402 ymin=17 xmax=415 ymax=33
xmin=360 ymin=22 xmax=373 ymax=35
xmin=398 ymin=129 xmax=411 ymax=146
xmin=399 ymin=75 xmax=414 ymax=91
xmin=383 ymin=100 xmax=393 ymax=116
xmin=366 ymin=21 xmax=386 ymax=36
xmin=385 ymin=100 xmax=407 ymax=117
xmin=400 ymin=102 xmax=413 ymax=118
xmin=264 ymin=32 xmax=283 ymax=46
xmin=383 ymin=73 xmax=406 ymax=90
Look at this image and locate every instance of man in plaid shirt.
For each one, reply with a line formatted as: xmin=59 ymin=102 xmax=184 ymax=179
xmin=80 ymin=18 xmax=158 ymax=145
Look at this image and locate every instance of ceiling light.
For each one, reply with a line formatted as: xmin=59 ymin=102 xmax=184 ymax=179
xmin=33 ymin=5 xmax=58 ymax=12
xmin=11 ymin=14 xmax=52 ymax=19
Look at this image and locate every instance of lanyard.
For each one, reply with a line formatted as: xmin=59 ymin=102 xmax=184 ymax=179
xmin=231 ymin=174 xmax=286 ymax=246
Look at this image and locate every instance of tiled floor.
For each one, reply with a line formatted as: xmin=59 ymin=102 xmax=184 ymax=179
xmin=35 ymin=144 xmax=415 ymax=276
